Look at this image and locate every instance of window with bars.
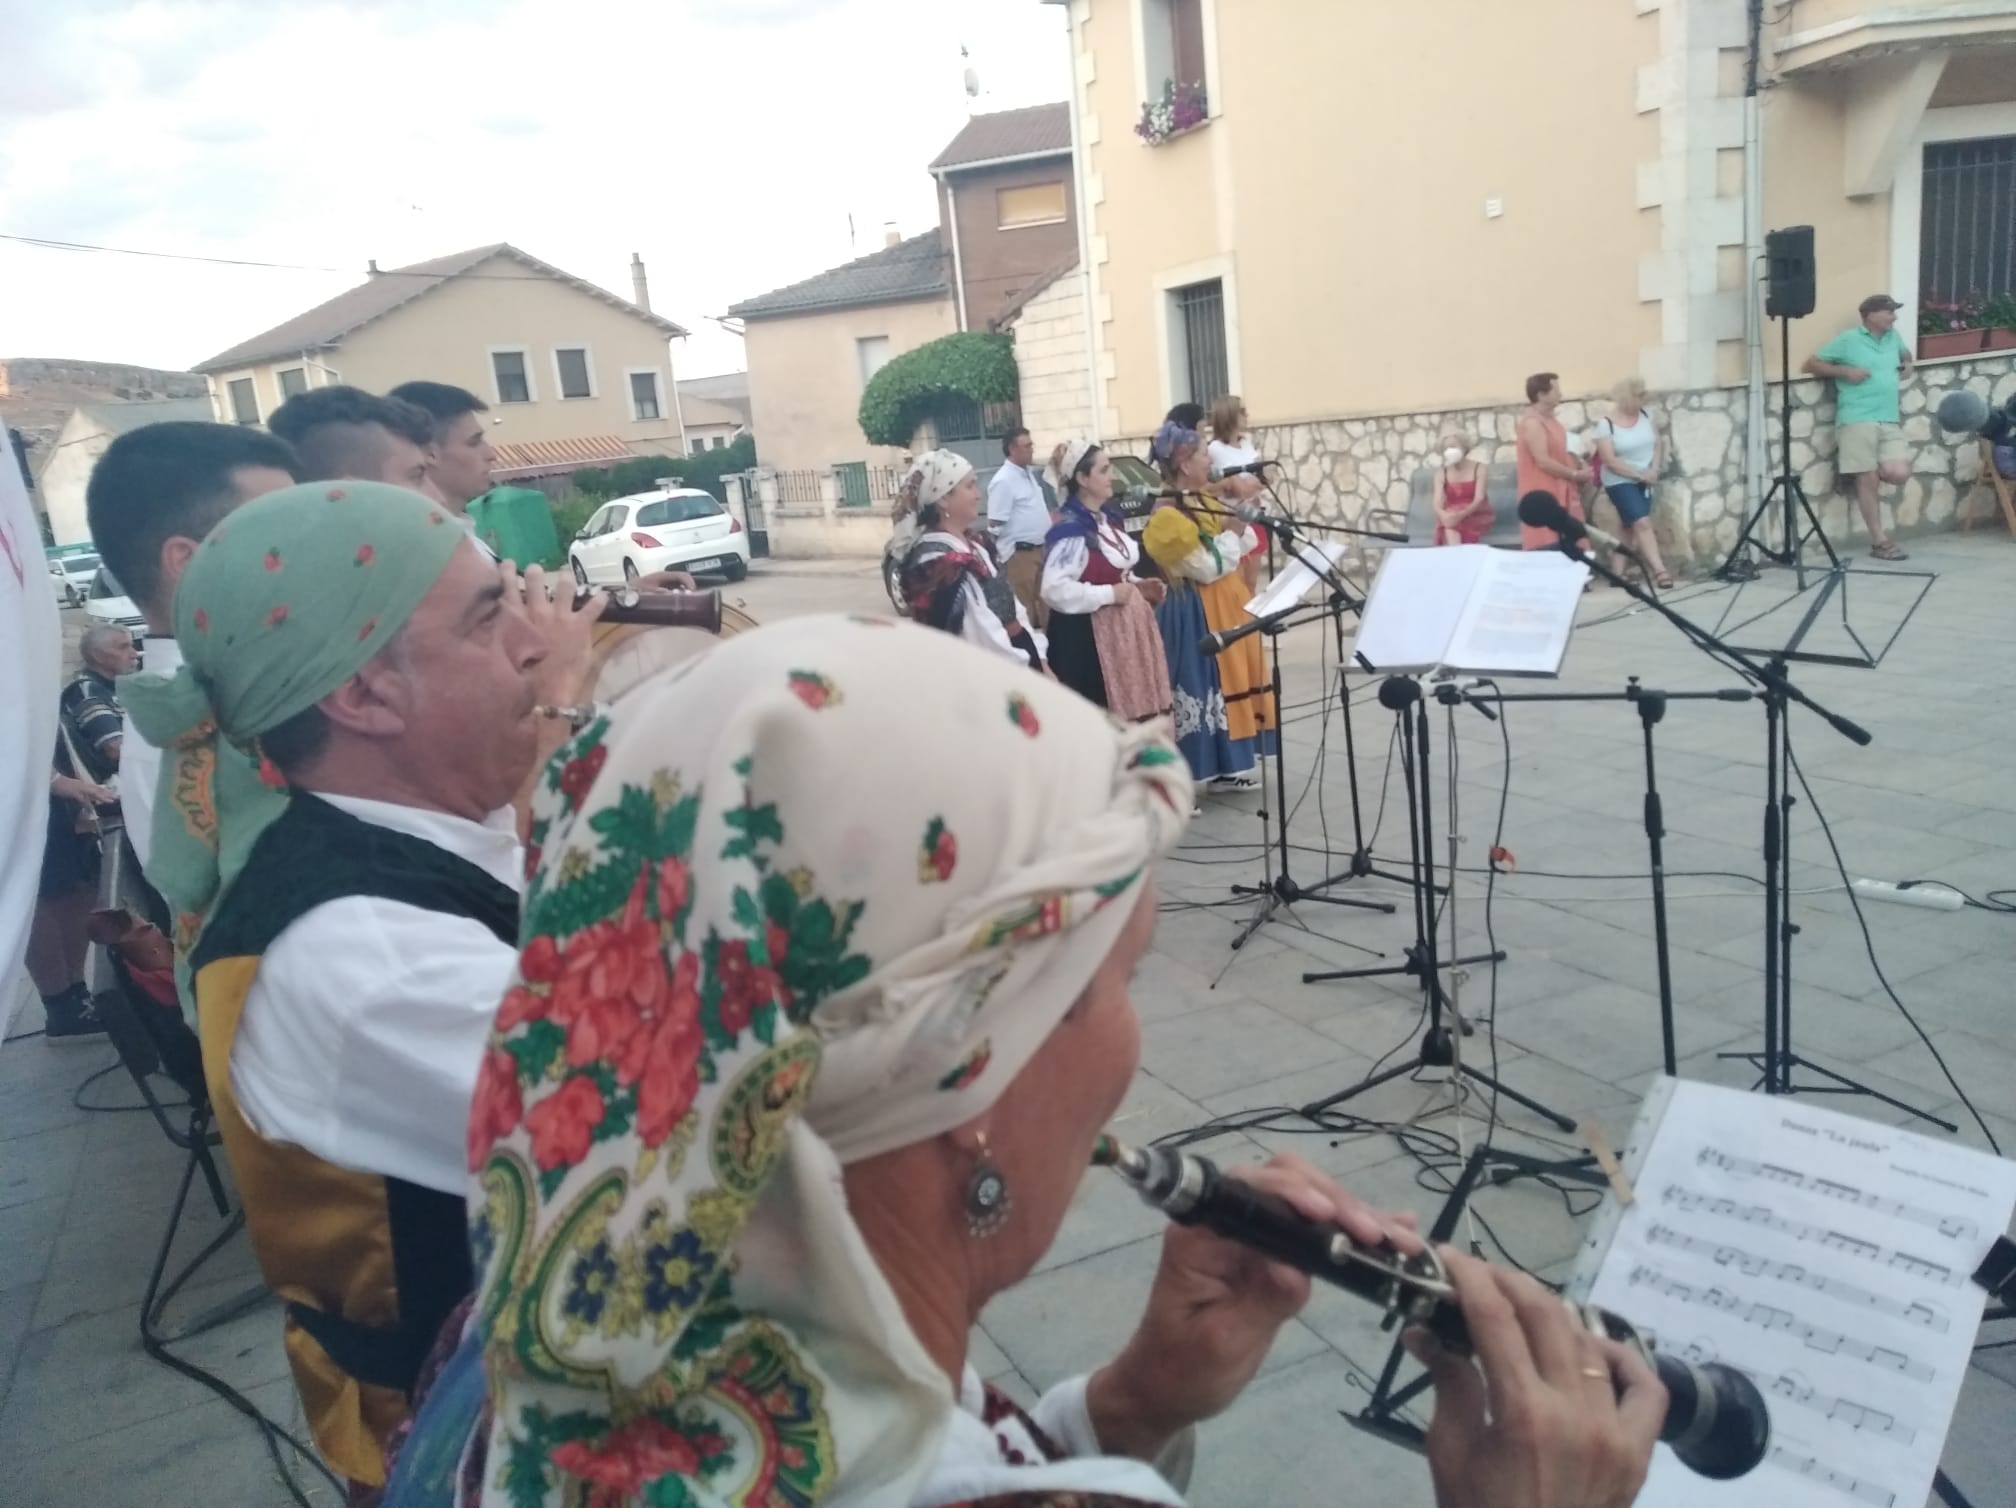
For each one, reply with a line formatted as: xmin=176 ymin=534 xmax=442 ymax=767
xmin=1171 ymin=279 xmax=1228 ymax=408
xmin=1919 ymin=135 xmax=2016 ymax=313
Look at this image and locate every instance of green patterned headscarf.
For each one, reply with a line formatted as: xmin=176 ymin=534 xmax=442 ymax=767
xmin=122 ymin=481 xmax=468 ymax=985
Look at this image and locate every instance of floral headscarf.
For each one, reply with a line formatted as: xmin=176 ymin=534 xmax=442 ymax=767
xmin=1149 ymin=420 xmax=1201 ymax=477
xmin=466 ymin=614 xmax=1191 ymax=1507
xmin=121 ymin=482 xmax=466 ymax=988
xmin=889 ymin=449 xmax=975 ymax=524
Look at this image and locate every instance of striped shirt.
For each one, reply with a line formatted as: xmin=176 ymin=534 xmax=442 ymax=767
xmin=60 ymin=669 xmax=124 ymax=783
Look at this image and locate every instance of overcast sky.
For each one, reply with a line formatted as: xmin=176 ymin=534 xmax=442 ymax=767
xmin=0 ymin=0 xmax=1069 ymax=378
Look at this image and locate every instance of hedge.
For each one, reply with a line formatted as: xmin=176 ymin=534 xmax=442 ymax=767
xmin=857 ymin=332 xmax=1018 ymax=448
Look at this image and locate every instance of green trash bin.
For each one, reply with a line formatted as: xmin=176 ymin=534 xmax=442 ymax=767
xmin=465 ymin=486 xmax=561 ymax=568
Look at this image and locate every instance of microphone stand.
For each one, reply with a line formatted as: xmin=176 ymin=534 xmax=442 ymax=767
xmin=1442 ymin=678 xmax=1755 ymax=1080
xmin=1543 ymin=534 xmax=1951 ymax=1130
xmin=1222 ymin=502 xmax=1397 ymax=954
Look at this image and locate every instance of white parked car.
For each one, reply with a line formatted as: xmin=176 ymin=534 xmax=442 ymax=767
xmin=48 ymin=552 xmax=101 ymax=606
xmin=85 ymin=564 xmax=147 ymax=645
xmin=567 ymin=488 xmax=751 ymax=588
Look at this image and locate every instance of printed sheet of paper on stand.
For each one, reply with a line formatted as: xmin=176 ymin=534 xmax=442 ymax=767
xmin=1569 ymin=1078 xmax=2016 ymax=1508
xmin=1349 ymin=543 xmax=1588 ymax=677
xmin=1243 ymin=536 xmax=1351 ymax=620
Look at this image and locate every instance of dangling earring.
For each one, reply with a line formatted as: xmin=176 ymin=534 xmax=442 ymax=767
xmin=965 ymin=1132 xmax=1011 ymax=1238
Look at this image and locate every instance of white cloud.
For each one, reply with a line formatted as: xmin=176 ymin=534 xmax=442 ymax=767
xmin=0 ymin=0 xmax=1069 ymax=378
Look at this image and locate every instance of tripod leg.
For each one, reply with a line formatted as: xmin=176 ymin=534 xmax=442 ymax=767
xmin=1457 ymin=1068 xmax=1579 ymax=1134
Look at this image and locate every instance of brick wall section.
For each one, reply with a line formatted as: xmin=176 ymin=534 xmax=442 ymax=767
xmin=939 ymin=159 xmax=1078 ymax=332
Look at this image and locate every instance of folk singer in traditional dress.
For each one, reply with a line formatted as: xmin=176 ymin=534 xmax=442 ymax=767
xmin=380 ymin=616 xmax=1665 ymax=1508
xmin=896 ymin=449 xmax=1048 ymax=671
xmin=1040 ymin=440 xmax=1171 ymax=722
xmin=1140 ymin=420 xmax=1276 ymax=790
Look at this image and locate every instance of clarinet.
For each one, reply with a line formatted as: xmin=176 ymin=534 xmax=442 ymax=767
xmin=1093 ymin=1135 xmax=1769 ymax=1480
xmin=536 ymin=589 xmax=726 ymax=730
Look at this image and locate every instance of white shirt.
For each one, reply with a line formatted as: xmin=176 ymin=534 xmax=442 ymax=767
xmin=986 ymin=462 xmax=1051 ymax=551
xmin=231 ymin=793 xmax=524 ymax=1195
xmin=915 ymin=531 xmax=1049 ymax=666
xmin=119 ymin=634 xmax=179 ymax=874
xmin=0 ymin=425 xmax=62 ymax=1002
xmin=1040 ymin=522 xmax=1140 ymax=617
xmin=1207 ymin=436 xmax=1256 ymax=477
xmin=912 ymin=1368 xmax=1188 ymax=1506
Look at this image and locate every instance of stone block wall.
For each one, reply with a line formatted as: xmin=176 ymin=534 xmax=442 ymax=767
xmin=1006 ymin=266 xmax=1096 ymax=451
xmin=1114 ymin=352 xmax=2014 ymax=575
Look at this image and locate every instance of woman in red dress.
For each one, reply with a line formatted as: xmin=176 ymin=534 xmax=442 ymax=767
xmin=1432 ymin=430 xmax=1494 ymax=545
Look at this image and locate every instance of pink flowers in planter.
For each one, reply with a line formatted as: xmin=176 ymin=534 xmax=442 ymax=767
xmin=1136 ymin=79 xmax=1209 ymax=145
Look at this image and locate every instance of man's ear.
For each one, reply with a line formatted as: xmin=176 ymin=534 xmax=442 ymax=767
xmin=157 ymin=535 xmax=201 ymax=604
xmin=318 ymin=660 xmax=410 ymax=739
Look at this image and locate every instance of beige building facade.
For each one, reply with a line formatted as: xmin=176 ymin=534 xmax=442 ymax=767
xmin=194 ymin=245 xmax=690 ymax=478
xmin=1057 ymin=0 xmax=2016 ymax=563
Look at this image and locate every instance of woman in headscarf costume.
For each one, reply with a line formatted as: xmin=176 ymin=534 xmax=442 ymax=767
xmin=895 ymin=449 xmax=1048 ymax=670
xmin=1039 ymin=440 xmax=1170 ymax=720
xmin=381 ymin=617 xmax=1667 ymax=1508
xmin=1138 ymin=421 xmax=1277 ymax=790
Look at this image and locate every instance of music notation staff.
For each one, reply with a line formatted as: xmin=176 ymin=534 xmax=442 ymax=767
xmin=1659 ymin=1185 xmax=1962 ymax=1288
xmin=1696 ymin=1148 xmax=1981 ymax=1241
xmin=1669 ymin=1337 xmax=1919 ymax=1448
xmin=1642 ymin=1224 xmax=1952 ymax=1333
xmin=1768 ymin=1447 xmax=1897 ymax=1508
xmin=1627 ymin=1265 xmax=1935 ymax=1384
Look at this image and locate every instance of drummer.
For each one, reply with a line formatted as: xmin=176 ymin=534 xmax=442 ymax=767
xmin=121 ymin=481 xmax=602 ymax=1495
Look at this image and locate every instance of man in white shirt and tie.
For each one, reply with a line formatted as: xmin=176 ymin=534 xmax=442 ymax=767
xmin=986 ymin=426 xmax=1053 ymax=630
xmin=85 ymin=421 xmax=304 ymax=877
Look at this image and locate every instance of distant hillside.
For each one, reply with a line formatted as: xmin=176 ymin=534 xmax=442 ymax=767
xmin=0 ymin=357 xmax=207 ymax=463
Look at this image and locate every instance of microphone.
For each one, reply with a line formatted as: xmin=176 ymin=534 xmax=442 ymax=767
xmin=1198 ymin=616 xmax=1275 ymax=657
xmin=1227 ymin=497 xmax=1411 ymax=544
xmin=1515 ymin=491 xmax=1634 ymax=557
xmin=1095 ymin=1136 xmax=1771 ymax=1482
xmin=1210 ymin=458 xmax=1280 ymax=481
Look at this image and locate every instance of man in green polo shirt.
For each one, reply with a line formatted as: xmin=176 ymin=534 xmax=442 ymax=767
xmin=1805 ymin=293 xmax=1914 ymax=561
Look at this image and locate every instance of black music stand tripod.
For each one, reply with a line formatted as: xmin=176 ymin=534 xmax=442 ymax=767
xmin=1224 ymin=510 xmax=1397 ymax=952
xmin=1299 ymin=675 xmax=1584 ymax=1140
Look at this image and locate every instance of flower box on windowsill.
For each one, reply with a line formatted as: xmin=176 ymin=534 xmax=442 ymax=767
xmin=1920 ymin=328 xmax=2016 ymax=359
xmin=1136 ymin=80 xmax=1209 ymax=148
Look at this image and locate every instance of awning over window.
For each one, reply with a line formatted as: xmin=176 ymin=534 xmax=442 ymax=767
xmin=490 ymin=435 xmax=639 ymax=479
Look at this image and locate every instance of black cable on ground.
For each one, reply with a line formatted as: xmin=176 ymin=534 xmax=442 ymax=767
xmin=1785 ymin=731 xmax=2000 ymax=1155
xmin=143 ymin=1213 xmax=344 ymax=1507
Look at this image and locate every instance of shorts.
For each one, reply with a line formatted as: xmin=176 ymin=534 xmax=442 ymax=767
xmin=1836 ymin=422 xmax=1908 ymax=476
xmin=1603 ymin=481 xmax=1654 ymax=527
xmin=38 ymin=800 xmax=98 ymax=901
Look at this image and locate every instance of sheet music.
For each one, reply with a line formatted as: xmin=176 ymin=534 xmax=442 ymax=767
xmin=1244 ymin=537 xmax=1351 ymax=619
xmin=1442 ymin=548 xmax=1585 ymax=677
xmin=1349 ymin=546 xmax=1491 ymax=673
xmin=1586 ymin=1081 xmax=2016 ymax=1508
xmin=1351 ymin=545 xmax=1586 ymax=676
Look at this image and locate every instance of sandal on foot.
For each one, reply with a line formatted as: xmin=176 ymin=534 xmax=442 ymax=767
xmin=1870 ymin=540 xmax=1908 ymax=561
xmin=1654 ymin=572 xmax=1675 ymax=589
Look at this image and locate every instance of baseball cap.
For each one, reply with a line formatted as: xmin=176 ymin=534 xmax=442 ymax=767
xmin=1860 ymin=293 xmax=1902 ymax=315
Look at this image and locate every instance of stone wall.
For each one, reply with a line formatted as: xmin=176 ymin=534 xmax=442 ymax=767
xmin=1005 ymin=266 xmax=1095 ymax=450
xmin=1117 ymin=352 xmax=2015 ymax=574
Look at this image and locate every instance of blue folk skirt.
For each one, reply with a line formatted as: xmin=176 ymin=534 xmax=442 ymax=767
xmin=1156 ymin=587 xmax=1264 ymax=781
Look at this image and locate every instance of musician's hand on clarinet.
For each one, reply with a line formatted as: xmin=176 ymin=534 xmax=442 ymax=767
xmin=509 ymin=560 xmax=606 ymax=707
xmin=633 ymin=570 xmax=698 ymax=592
xmin=1087 ymin=1153 xmax=1419 ymax=1462
xmin=1407 ymin=1249 xmax=1663 ymax=1508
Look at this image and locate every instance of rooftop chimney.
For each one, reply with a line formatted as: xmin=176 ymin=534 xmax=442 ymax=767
xmin=883 ymin=221 xmax=902 ymax=249
xmin=631 ymin=252 xmax=652 ymax=313
xmin=367 ymin=259 xmax=381 ymax=276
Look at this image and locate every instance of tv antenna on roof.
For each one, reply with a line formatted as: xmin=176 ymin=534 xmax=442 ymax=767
xmin=962 ymin=43 xmax=980 ymax=100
